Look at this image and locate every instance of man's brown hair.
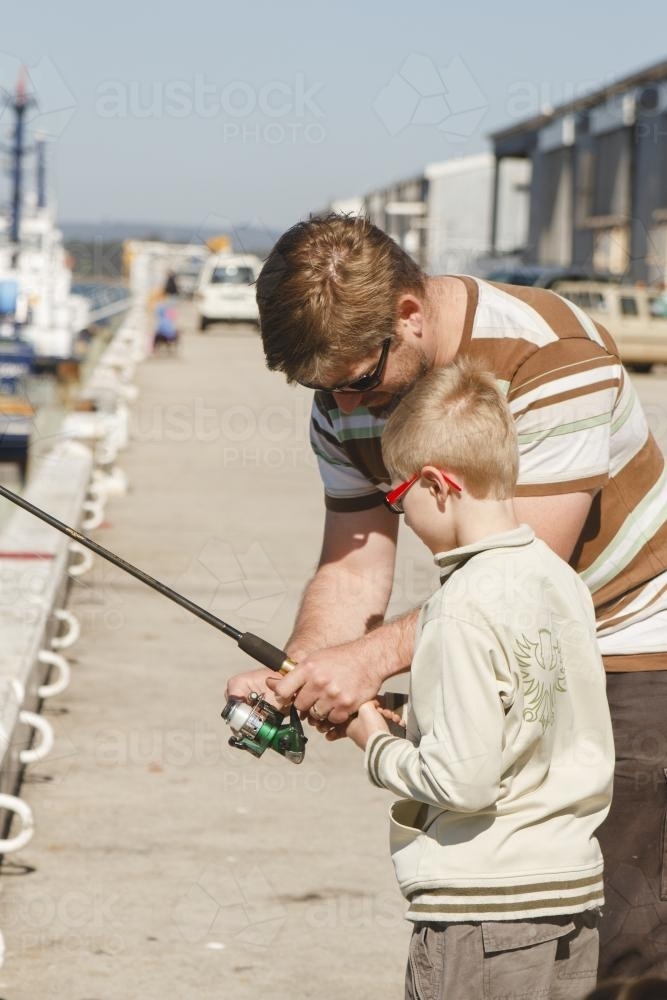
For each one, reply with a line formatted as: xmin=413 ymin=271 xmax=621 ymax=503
xmin=256 ymin=214 xmax=426 ymax=385
xmin=381 ymin=357 xmax=519 ymax=500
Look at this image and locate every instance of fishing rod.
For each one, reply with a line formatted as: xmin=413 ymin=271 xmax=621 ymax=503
xmin=0 ymin=481 xmax=307 ymax=764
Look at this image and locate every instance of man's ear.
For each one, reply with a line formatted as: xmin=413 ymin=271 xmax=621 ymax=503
xmin=397 ymin=294 xmax=424 ymax=338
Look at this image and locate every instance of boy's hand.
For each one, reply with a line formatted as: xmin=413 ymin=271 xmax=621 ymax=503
xmin=343 ymin=701 xmax=390 ymax=750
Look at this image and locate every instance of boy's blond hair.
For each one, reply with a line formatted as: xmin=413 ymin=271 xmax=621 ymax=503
xmin=381 ymin=357 xmax=519 ymax=500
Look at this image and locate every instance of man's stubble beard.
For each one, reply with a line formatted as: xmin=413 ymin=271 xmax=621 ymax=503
xmin=367 ymin=344 xmax=432 ymax=416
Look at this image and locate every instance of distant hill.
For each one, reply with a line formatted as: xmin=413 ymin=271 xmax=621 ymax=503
xmin=60 ymin=220 xmax=282 ymax=255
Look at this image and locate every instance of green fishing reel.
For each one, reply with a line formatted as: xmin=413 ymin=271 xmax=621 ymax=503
xmin=221 ymin=691 xmax=307 ymax=764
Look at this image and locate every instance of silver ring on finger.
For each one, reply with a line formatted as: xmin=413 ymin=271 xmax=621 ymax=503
xmin=311 ymin=705 xmax=328 ymax=722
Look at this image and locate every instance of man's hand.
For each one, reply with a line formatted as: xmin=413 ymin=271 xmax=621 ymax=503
xmin=225 ymin=666 xmax=279 ymax=705
xmin=344 ymin=701 xmax=390 ymax=750
xmin=265 ymin=635 xmax=388 ymax=724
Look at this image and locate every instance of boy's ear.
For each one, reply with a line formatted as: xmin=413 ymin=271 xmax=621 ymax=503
xmin=422 ymin=466 xmax=459 ymax=503
xmin=422 ymin=466 xmax=446 ymax=500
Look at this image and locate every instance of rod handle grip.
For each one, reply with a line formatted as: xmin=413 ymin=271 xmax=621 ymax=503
xmin=237 ymin=633 xmax=296 ymax=674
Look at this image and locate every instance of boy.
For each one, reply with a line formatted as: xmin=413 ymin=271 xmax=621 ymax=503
xmin=344 ymin=357 xmax=615 ymax=1000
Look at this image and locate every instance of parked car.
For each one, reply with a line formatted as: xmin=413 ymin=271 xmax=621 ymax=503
xmin=483 ymin=264 xmax=619 ymax=289
xmin=555 ymin=281 xmax=667 ymax=373
xmin=194 ymin=254 xmax=262 ymax=330
xmin=173 ymin=258 xmax=205 ymax=297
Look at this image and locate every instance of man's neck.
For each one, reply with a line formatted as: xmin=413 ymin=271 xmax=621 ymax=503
xmin=424 ymin=276 xmax=471 ymax=369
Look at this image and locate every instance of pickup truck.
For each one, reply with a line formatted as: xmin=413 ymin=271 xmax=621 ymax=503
xmin=555 ymin=282 xmax=667 ymax=373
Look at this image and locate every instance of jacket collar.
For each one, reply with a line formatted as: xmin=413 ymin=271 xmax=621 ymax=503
xmin=434 ymin=525 xmax=535 ymax=583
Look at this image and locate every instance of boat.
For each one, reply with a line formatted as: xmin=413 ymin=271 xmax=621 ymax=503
xmin=0 ymin=390 xmax=34 ymax=485
xmin=0 ymin=76 xmax=91 ymax=380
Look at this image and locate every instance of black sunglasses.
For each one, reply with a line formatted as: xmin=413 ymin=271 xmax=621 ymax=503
xmin=299 ymin=338 xmax=392 ymax=393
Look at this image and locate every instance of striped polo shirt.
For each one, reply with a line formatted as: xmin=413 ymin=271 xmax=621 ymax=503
xmin=309 ymin=277 xmax=667 ymax=667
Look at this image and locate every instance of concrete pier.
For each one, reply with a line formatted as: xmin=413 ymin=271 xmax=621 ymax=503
xmin=0 ymin=307 xmax=436 ymax=1000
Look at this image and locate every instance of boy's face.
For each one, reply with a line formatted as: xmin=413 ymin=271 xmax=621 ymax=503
xmin=399 ymin=469 xmax=457 ymax=555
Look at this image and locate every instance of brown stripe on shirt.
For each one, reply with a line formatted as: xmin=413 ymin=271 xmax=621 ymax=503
xmin=575 ymin=435 xmax=664 ymax=566
xmin=604 ymin=651 xmax=667 ymax=671
xmin=507 ymin=336 xmax=618 ymax=393
xmin=515 ymin=473 xmax=609 ymax=499
xmin=594 ymin=321 xmax=623 ymax=358
xmin=490 ymin=283 xmax=601 ymax=339
xmin=454 ymin=276 xmax=479 ymax=353
xmin=511 ymin=378 xmax=621 ymax=418
xmin=465 ymin=337 xmax=537 ymax=385
xmin=590 ymin=519 xmax=667 ymax=617
xmin=597 ymin=581 xmax=667 ymax=632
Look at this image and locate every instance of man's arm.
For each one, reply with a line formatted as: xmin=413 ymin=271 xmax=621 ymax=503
xmin=226 ymin=503 xmax=419 ymax=718
xmin=513 ymin=489 xmax=596 ymax=561
xmin=286 ymin=505 xmax=399 ymax=657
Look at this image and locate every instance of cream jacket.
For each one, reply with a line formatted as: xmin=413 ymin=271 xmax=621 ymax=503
xmin=365 ymin=526 xmax=614 ymax=921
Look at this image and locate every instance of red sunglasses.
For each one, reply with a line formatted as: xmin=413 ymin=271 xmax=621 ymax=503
xmin=384 ymin=471 xmax=462 ymax=514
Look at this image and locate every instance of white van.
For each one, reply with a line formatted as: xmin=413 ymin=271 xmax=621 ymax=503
xmin=555 ymin=282 xmax=667 ymax=373
xmin=195 ymin=254 xmax=262 ymax=330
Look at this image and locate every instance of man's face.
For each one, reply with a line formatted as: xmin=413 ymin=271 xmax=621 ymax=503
xmin=332 ymin=340 xmax=431 ymax=415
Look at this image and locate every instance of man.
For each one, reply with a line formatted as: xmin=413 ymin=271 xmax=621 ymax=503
xmin=227 ymin=214 xmax=667 ymax=978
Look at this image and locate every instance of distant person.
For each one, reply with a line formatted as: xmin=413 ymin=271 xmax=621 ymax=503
xmin=164 ymin=270 xmax=179 ymax=296
xmin=152 ymin=296 xmax=179 ymax=354
xmin=649 ymin=282 xmax=667 ymax=317
xmin=338 ymin=359 xmax=614 ymax=1000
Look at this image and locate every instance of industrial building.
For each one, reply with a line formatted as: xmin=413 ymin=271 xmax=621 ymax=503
xmin=490 ymin=58 xmax=667 ymax=283
xmin=360 ymin=153 xmax=529 ymax=275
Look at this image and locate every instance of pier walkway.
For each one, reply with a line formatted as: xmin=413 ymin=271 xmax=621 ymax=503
xmin=0 ymin=306 xmax=435 ymax=1000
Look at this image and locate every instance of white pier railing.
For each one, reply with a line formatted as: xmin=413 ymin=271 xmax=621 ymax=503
xmin=0 ymin=438 xmax=92 ymax=844
xmin=0 ymin=299 xmax=148 ymax=965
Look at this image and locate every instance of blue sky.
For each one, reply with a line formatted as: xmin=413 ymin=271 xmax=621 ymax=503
xmin=4 ymin=0 xmax=667 ymax=235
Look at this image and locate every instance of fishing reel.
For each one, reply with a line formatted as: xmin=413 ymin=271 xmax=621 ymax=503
xmin=222 ymin=691 xmax=307 ymax=764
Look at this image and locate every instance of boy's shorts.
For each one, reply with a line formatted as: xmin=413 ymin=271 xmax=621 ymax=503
xmin=405 ymin=911 xmax=599 ymax=1000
